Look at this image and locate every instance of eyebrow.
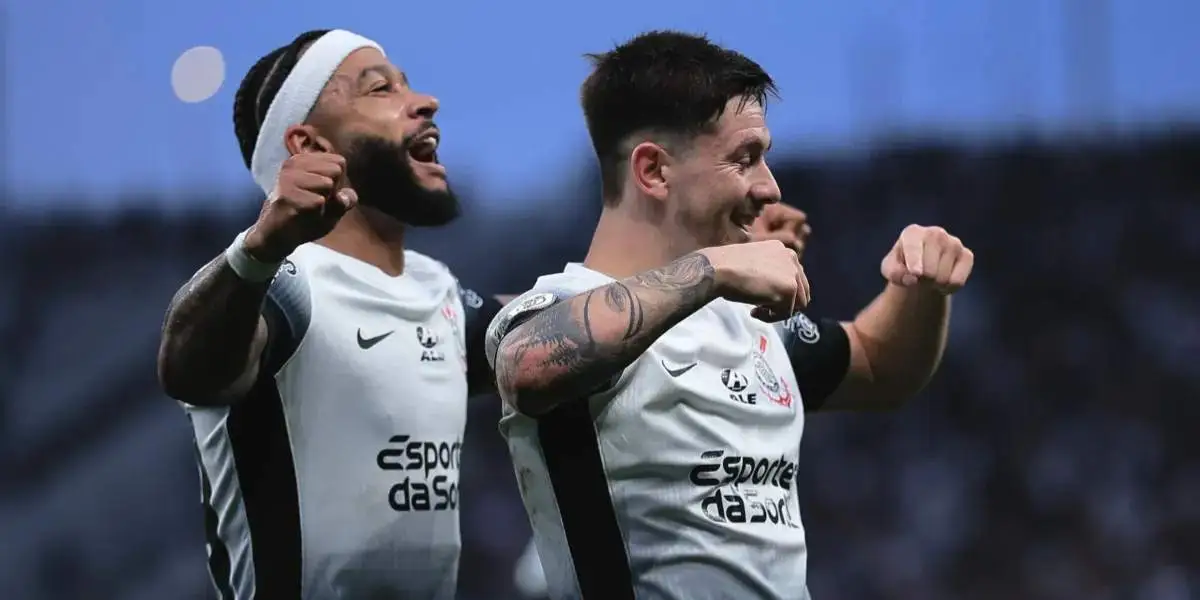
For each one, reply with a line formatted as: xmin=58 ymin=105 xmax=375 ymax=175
xmin=356 ymin=65 xmax=409 ymax=87
xmin=732 ymin=134 xmax=772 ymax=154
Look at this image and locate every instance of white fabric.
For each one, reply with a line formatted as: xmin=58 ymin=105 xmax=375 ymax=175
xmin=250 ymin=30 xmax=384 ymax=194
xmin=489 ymin=264 xmax=811 ymax=600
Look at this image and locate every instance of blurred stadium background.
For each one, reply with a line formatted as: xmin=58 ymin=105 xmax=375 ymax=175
xmin=2 ymin=1 xmax=1197 ymax=599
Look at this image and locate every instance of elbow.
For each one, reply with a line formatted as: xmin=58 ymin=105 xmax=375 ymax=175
xmin=845 ymin=324 xmax=935 ymax=411
xmin=156 ymin=335 xmax=228 ymax=405
xmin=494 ymin=348 xmax=556 ymax=418
xmin=158 ymin=345 xmax=186 ymax=400
xmin=156 ymin=336 xmax=190 ymax=402
xmin=874 ymin=348 xmax=943 ymax=409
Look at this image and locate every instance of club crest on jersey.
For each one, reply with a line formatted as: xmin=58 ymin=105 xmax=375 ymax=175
xmin=752 ymin=345 xmax=793 ymax=409
xmin=416 ymin=326 xmax=445 ymax=362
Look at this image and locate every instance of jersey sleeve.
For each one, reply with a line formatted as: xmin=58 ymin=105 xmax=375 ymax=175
xmin=484 ymin=290 xmax=565 ymax=370
xmin=259 ymin=258 xmax=313 ymax=375
xmin=774 ymin=312 xmax=850 ymax=412
xmin=458 ymin=283 xmax=505 ymax=395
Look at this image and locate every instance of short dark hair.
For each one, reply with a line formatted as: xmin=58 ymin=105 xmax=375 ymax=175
xmin=231 ymin=29 xmax=330 ymax=169
xmin=580 ymin=31 xmax=778 ymax=202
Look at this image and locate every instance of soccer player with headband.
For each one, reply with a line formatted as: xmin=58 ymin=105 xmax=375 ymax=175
xmin=158 ymin=29 xmax=503 ymax=600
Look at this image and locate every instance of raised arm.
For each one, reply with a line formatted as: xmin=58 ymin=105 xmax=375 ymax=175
xmin=158 ymin=152 xmax=355 ymax=405
xmin=487 ymin=240 xmax=811 ymax=417
xmin=157 ymin=242 xmax=275 ymax=405
xmin=157 ymin=234 xmax=311 ymax=406
xmin=488 ymin=254 xmax=719 ymax=416
xmin=810 ymin=225 xmax=973 ymax=412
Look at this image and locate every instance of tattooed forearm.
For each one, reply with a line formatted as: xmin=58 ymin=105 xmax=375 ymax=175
xmin=495 ymin=253 xmax=717 ymax=416
xmin=156 ymin=255 xmax=271 ymax=403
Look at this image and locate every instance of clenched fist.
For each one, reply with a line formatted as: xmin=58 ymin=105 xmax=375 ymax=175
xmin=698 ymin=240 xmax=812 ymax=322
xmin=880 ymin=225 xmax=974 ymax=295
xmin=244 ymin=153 xmax=359 ymax=263
xmin=750 ymin=203 xmax=811 ymax=259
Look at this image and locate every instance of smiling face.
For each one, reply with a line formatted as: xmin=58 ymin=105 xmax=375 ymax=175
xmin=579 ymin=31 xmax=781 ymax=254
xmin=662 ymin=97 xmax=781 ymax=249
xmin=289 ymin=46 xmax=460 ymax=226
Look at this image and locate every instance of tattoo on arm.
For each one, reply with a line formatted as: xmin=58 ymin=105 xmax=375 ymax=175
xmin=495 ymin=253 xmax=717 ymax=415
xmin=157 ymin=255 xmax=271 ymax=401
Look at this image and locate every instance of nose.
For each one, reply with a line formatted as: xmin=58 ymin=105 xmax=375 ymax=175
xmin=753 ymin=163 xmax=782 ymax=206
xmin=408 ymin=91 xmax=439 ymax=119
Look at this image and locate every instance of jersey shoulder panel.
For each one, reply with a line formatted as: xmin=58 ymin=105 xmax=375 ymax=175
xmin=262 ymin=256 xmax=313 ymax=374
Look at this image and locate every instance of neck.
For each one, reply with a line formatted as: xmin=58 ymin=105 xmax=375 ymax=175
xmin=583 ymin=200 xmax=693 ymax=279
xmin=318 ymin=206 xmax=407 ymax=276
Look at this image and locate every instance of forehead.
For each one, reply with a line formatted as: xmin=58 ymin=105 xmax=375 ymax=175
xmin=691 ymin=97 xmax=770 ymax=153
xmin=713 ymin=98 xmax=768 ymax=142
xmin=326 ymin=46 xmax=402 ymax=84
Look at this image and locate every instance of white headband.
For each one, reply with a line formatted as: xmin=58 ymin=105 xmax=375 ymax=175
xmin=249 ymin=30 xmax=385 ymax=194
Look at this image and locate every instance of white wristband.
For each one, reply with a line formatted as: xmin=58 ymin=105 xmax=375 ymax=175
xmin=225 ymin=230 xmax=283 ymax=283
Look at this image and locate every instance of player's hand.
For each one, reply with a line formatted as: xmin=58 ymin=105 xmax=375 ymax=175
xmin=880 ymin=225 xmax=974 ymax=295
xmin=749 ymin=204 xmax=811 ymax=259
xmin=244 ymin=153 xmax=359 ymax=263
xmin=698 ymin=240 xmax=811 ymax=322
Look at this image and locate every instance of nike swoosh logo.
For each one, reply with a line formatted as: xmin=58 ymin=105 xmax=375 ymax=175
xmin=357 ymin=329 xmax=394 ymax=350
xmin=662 ymin=360 xmax=698 ymax=378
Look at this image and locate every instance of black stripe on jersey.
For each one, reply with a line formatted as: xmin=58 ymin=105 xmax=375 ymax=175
xmin=537 ymin=401 xmax=635 ymax=600
xmin=196 ymin=444 xmax=236 ymax=600
xmin=194 ymin=257 xmax=310 ymax=599
xmin=226 ymin=378 xmax=302 ymax=599
xmin=225 ymin=256 xmax=307 ymax=597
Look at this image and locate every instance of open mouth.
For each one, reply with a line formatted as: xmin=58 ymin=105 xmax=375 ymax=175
xmin=407 ymin=129 xmax=440 ymax=164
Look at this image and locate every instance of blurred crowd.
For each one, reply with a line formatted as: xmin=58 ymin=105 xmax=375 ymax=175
xmin=1 ymin=132 xmax=1196 ymax=600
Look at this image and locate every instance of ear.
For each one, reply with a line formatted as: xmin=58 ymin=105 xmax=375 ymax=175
xmin=630 ymin=141 xmax=672 ymax=201
xmin=283 ymin=124 xmax=334 ymax=155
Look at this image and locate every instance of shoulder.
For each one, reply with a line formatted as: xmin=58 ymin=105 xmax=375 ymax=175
xmin=483 ymin=272 xmax=595 ymax=367
xmin=266 ymin=256 xmax=311 ymax=313
xmin=487 ymin=289 xmax=564 ymax=340
xmin=492 ymin=270 xmax=601 ymax=327
xmin=258 ymin=256 xmax=314 ymax=374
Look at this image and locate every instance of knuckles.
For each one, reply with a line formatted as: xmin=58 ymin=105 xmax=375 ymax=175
xmin=902 ymin=224 xmax=971 ymax=255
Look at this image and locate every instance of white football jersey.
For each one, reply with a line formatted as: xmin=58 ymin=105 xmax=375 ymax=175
xmin=186 ymin=243 xmax=487 ymax=600
xmin=487 ymin=263 xmax=839 ymax=600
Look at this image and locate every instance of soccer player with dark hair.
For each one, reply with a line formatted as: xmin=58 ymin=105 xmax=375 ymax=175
xmin=487 ymin=31 xmax=976 ymax=600
xmin=157 ymin=29 xmax=504 ymax=599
